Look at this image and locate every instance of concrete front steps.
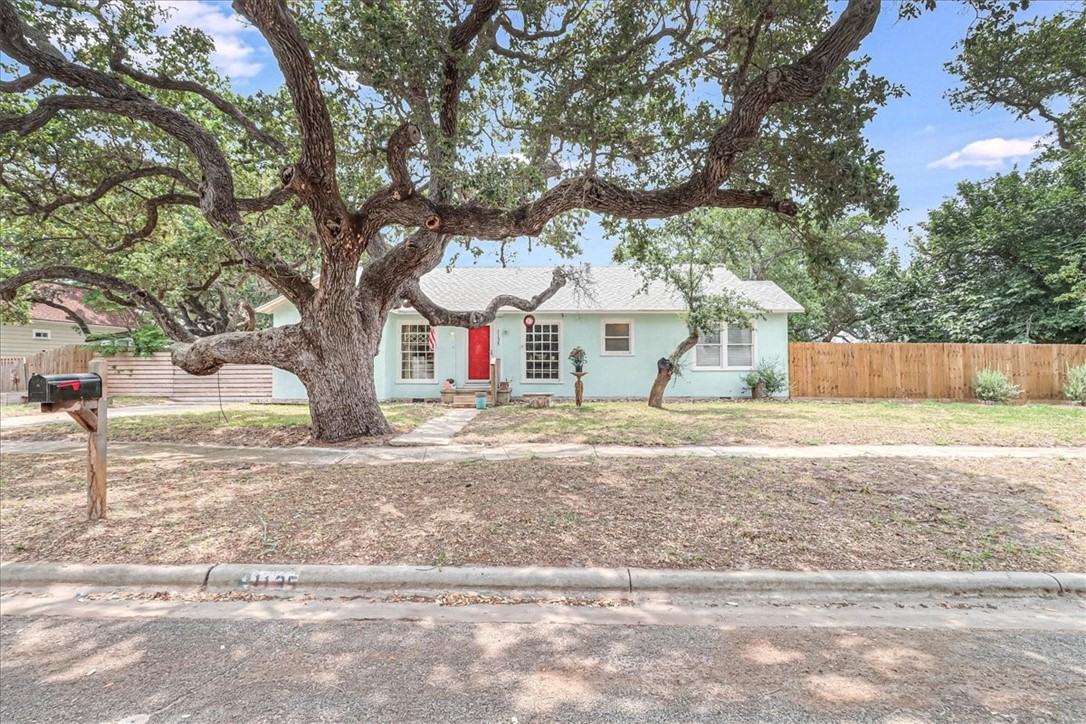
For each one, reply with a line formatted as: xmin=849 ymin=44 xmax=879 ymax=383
xmin=443 ymin=387 xmax=493 ymax=408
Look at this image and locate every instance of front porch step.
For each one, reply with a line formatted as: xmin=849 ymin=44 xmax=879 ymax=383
xmin=445 ymin=389 xmax=493 ymax=408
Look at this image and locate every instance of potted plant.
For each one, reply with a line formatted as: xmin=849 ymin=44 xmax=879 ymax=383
xmin=440 ymin=378 xmax=456 ymax=405
xmin=568 ymin=346 xmax=587 ymax=372
xmin=497 ymin=379 xmax=512 ymax=405
xmin=743 ymin=359 xmax=788 ymax=401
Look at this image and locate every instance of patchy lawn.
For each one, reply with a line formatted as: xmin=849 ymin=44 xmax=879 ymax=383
xmin=0 ymin=403 xmax=442 ymax=447
xmin=457 ymin=400 xmax=1086 ymax=447
xmin=0 ymin=396 xmax=172 ymax=419
xmin=1 ymin=454 xmax=1081 ymax=571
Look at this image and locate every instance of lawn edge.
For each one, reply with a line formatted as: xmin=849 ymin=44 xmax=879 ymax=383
xmin=2 ymin=562 xmax=1082 ymax=596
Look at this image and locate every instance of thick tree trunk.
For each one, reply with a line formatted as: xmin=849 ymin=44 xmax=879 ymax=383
xmin=297 ymin=305 xmax=394 ymax=443
xmin=302 ymin=352 xmax=392 ymax=441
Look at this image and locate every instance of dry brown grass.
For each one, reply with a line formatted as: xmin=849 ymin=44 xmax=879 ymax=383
xmin=457 ymin=400 xmax=1086 ymax=447
xmin=1 ymin=403 xmax=443 ymax=448
xmin=2 ymin=453 xmax=1081 ymax=571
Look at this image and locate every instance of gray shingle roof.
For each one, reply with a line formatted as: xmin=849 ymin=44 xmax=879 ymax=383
xmin=257 ymin=265 xmax=804 ymax=314
xmin=414 ymin=265 xmax=804 ymax=313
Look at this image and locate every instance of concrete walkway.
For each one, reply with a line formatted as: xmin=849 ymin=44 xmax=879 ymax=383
xmin=388 ymin=408 xmax=479 ymax=446
xmin=1 ymin=438 xmax=1082 ymax=465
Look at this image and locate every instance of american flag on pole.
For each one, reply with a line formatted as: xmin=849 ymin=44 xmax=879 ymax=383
xmin=427 ymin=326 xmax=436 ymax=352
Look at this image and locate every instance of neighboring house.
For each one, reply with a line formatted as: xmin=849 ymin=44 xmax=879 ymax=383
xmin=0 ymin=286 xmax=136 ymax=359
xmin=258 ymin=266 xmax=803 ymax=401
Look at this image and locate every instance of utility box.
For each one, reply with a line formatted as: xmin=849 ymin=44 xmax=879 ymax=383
xmin=27 ymin=373 xmax=103 ymax=404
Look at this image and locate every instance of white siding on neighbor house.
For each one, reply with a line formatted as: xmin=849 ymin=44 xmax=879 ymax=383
xmin=0 ymin=321 xmax=127 ymax=359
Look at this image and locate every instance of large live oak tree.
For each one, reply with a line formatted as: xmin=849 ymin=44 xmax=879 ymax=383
xmin=1 ymin=0 xmax=892 ymax=441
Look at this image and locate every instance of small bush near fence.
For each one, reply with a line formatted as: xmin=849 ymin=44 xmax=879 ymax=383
xmin=1065 ymin=364 xmax=1086 ymax=405
xmin=973 ymin=369 xmax=1021 ymax=403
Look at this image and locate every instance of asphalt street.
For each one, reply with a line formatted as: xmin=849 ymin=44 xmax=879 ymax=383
xmin=2 ymin=591 xmax=1084 ymax=723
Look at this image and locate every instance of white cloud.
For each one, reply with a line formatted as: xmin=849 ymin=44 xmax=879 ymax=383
xmin=928 ymin=136 xmax=1043 ymax=170
xmin=156 ymin=1 xmax=263 ymax=79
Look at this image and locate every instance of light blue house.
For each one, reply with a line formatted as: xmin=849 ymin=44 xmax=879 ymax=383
xmin=256 ymin=266 xmax=802 ymax=401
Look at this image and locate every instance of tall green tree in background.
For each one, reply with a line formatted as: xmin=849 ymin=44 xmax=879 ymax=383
xmin=866 ymin=2 xmax=1085 ymax=344
xmin=1 ymin=0 xmax=897 ymax=440
xmin=867 ymin=156 xmax=1086 ymax=344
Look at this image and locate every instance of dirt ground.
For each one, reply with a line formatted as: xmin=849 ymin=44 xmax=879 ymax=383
xmin=2 ymin=454 xmax=1081 ymax=571
xmin=456 ymin=399 xmax=1086 ymax=447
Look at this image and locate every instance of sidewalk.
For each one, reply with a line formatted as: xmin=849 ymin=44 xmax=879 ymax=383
xmin=1 ymin=438 xmax=1083 ymax=465
xmin=0 ymin=403 xmax=235 ymax=430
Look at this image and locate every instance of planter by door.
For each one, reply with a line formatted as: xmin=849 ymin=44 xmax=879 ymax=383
xmin=468 ymin=326 xmax=490 ymax=382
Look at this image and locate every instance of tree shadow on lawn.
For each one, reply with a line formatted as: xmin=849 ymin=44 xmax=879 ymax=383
xmin=1 ymin=454 xmax=1081 ymax=572
xmin=1 ymin=611 xmax=1081 ymax=722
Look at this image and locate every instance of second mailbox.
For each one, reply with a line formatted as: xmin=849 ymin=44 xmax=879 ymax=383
xmin=27 ymin=373 xmax=103 ymax=404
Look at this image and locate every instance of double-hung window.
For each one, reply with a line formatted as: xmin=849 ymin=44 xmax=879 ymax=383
xmin=694 ymin=323 xmax=755 ymax=369
xmin=399 ymin=323 xmax=435 ymax=381
xmin=601 ymin=320 xmax=633 ymax=355
xmin=524 ymin=322 xmax=560 ymax=381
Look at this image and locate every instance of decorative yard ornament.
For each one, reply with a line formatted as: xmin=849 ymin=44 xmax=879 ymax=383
xmin=523 ymin=315 xmax=536 ymax=329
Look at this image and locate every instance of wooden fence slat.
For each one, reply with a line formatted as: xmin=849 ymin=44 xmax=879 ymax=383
xmin=789 ymin=343 xmax=1086 ymax=400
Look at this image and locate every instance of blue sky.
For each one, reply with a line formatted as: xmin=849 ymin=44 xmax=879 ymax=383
xmin=157 ymin=0 xmax=1064 ymax=267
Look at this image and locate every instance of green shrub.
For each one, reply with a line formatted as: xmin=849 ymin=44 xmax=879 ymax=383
xmin=1064 ymin=364 xmax=1086 ymax=405
xmin=87 ymin=323 xmax=170 ymax=357
xmin=972 ymin=368 xmax=1021 ymax=403
xmin=743 ymin=358 xmax=789 ymax=397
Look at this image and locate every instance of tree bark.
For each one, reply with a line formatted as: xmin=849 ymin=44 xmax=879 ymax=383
xmin=648 ymin=331 xmax=700 ymax=409
xmin=299 ymin=348 xmax=392 ymax=441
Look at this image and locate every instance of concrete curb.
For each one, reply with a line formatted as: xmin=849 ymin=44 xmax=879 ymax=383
xmin=0 ymin=563 xmax=211 ymax=587
xmin=3 ymin=562 xmax=1083 ymax=596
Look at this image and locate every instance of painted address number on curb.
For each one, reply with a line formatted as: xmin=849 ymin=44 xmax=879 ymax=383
xmin=241 ymin=571 xmax=300 ymax=589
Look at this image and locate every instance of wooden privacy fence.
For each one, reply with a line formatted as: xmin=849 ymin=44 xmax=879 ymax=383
xmin=2 ymin=345 xmax=271 ymax=402
xmin=1 ymin=345 xmax=97 ymax=395
xmin=101 ymin=352 xmax=272 ymax=401
xmin=789 ymin=342 xmax=1086 ymax=400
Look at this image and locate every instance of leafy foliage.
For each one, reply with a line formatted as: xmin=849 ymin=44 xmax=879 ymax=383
xmin=866 ymin=153 xmax=1086 ymax=344
xmin=742 ymin=358 xmax=789 ymax=396
xmin=973 ymin=369 xmax=1021 ymax=403
xmin=88 ymin=323 xmax=170 ymax=357
xmin=1063 ymin=364 xmax=1086 ymax=405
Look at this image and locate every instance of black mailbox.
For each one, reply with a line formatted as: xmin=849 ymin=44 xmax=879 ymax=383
xmin=27 ymin=373 xmax=103 ymax=403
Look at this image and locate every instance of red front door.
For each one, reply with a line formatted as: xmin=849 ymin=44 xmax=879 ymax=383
xmin=468 ymin=326 xmax=491 ymax=381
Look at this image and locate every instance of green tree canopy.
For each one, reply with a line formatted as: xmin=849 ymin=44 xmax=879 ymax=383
xmin=866 ymin=153 xmax=1086 ymax=344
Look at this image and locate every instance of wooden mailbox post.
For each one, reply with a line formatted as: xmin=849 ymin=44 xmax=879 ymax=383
xmin=33 ymin=359 xmax=108 ymax=520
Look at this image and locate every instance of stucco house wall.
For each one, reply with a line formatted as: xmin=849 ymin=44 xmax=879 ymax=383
xmin=264 ymin=266 xmax=800 ymax=402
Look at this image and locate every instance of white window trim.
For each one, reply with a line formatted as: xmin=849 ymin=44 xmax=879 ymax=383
xmin=32 ymin=328 xmax=52 ymax=340
xmin=521 ymin=319 xmax=563 ymax=384
xmin=691 ymin=321 xmax=757 ymax=371
xmin=396 ymin=320 xmax=438 ymax=384
xmin=600 ymin=318 xmax=634 ymax=357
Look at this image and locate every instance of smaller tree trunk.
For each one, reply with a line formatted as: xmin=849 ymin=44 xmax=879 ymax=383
xmin=647 ymin=331 xmax=699 ymax=409
xmin=647 ymin=367 xmax=673 ymax=409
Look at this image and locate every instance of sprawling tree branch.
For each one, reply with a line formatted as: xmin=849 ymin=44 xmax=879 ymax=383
xmin=0 ymin=265 xmax=195 ymax=342
xmin=233 ymin=0 xmax=351 ymax=255
xmin=0 ymin=70 xmax=44 ymax=92
xmin=8 ymin=166 xmax=198 ymax=217
xmin=27 ymin=294 xmax=91 ymax=335
xmin=402 ymin=266 xmax=571 ymax=328
xmin=108 ymin=47 xmax=289 ymax=156
xmin=171 ymin=323 xmax=306 ymax=376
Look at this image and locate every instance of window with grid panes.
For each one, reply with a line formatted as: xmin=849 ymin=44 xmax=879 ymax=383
xmin=524 ymin=322 xmax=560 ymax=380
xmin=693 ymin=324 xmax=754 ymax=369
xmin=399 ymin=324 xmax=435 ymax=380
